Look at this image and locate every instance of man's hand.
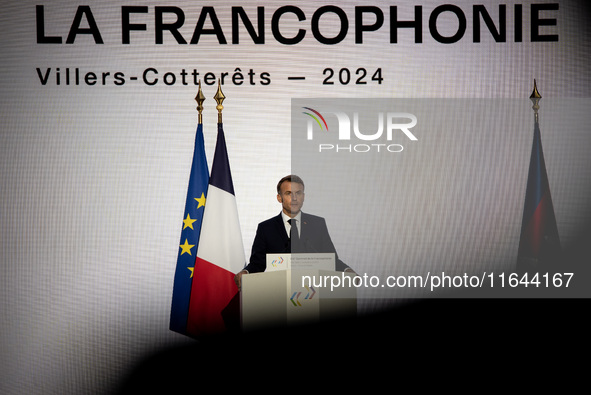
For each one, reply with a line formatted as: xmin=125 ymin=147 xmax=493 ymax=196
xmin=234 ymin=269 xmax=248 ymax=289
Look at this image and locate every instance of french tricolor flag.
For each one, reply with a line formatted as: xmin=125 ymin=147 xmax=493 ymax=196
xmin=517 ymin=118 xmax=561 ymax=271
xmin=187 ymin=123 xmax=245 ymax=336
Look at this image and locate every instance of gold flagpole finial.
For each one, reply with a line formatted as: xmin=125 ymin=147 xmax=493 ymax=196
xmin=530 ymin=79 xmax=542 ymax=99
xmin=530 ymin=79 xmax=541 ymax=116
xmin=195 ymin=81 xmax=205 ymax=124
xmin=214 ymin=79 xmax=225 ymax=124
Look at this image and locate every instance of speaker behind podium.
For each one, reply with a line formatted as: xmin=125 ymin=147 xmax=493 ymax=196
xmin=240 ymin=253 xmax=357 ymax=331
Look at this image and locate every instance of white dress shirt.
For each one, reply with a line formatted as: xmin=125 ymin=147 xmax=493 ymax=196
xmin=281 ymin=211 xmax=301 ymax=238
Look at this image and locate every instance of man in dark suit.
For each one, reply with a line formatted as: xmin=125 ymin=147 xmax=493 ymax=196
xmin=234 ymin=175 xmax=353 ymax=288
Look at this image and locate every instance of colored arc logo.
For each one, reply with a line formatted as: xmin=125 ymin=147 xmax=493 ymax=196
xmin=302 ymin=107 xmax=328 ymax=131
xmin=271 ymin=257 xmax=284 ymax=267
xmin=290 ymin=286 xmax=316 ymax=307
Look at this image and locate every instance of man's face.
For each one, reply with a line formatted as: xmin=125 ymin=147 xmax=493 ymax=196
xmin=277 ymin=181 xmax=305 ymax=217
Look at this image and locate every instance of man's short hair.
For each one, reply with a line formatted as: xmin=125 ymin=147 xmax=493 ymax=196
xmin=277 ymin=175 xmax=304 ymax=194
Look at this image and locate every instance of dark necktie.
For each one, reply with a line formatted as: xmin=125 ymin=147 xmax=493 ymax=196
xmin=288 ymin=219 xmax=299 ymax=241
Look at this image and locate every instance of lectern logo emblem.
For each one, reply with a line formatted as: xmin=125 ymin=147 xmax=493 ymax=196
xmin=270 ymin=256 xmax=285 ymax=268
xmin=290 ymin=286 xmax=316 ymax=307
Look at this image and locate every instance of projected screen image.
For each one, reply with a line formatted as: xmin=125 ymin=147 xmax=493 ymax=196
xmin=1 ymin=1 xmax=590 ymax=393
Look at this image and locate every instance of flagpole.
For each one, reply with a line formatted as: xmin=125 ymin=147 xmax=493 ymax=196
xmin=169 ymin=82 xmax=210 ymax=335
xmin=214 ymin=79 xmax=225 ymax=124
xmin=530 ymin=78 xmax=541 ymax=124
xmin=187 ymin=79 xmax=245 ymax=336
xmin=516 ymin=79 xmax=561 ymax=273
xmin=195 ymin=80 xmax=205 ymax=125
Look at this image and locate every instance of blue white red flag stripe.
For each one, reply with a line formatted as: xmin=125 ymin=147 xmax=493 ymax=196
xmin=187 ymin=123 xmax=245 ymax=336
xmin=517 ymin=120 xmax=560 ymax=270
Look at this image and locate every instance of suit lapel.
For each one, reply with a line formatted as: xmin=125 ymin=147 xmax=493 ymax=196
xmin=300 ymin=212 xmax=309 ymax=239
xmin=273 ymin=213 xmax=289 ymax=245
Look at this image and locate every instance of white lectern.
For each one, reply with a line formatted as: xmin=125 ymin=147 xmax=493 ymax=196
xmin=240 ymin=253 xmax=357 ymax=331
